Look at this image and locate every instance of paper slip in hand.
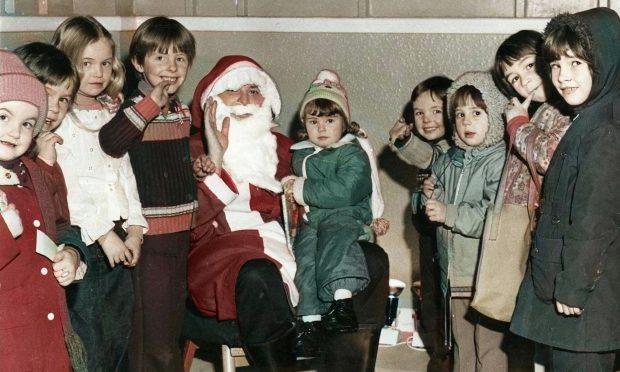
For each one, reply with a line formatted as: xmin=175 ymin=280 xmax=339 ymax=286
xmin=36 ymin=229 xmax=64 ymax=260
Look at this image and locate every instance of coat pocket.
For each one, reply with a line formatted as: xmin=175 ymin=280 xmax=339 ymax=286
xmin=530 ymin=237 xmax=563 ymax=302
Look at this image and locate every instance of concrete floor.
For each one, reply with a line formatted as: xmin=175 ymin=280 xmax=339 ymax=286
xmin=188 ymin=333 xmax=620 ymax=372
xmin=189 ymin=341 xmax=431 ymax=372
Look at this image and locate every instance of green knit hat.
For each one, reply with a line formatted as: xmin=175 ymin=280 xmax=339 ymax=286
xmin=299 ymin=69 xmax=350 ymax=122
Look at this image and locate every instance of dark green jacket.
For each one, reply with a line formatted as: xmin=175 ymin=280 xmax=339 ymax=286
xmin=291 ymin=134 xmax=373 ymax=228
xmin=511 ymin=7 xmax=620 ymax=352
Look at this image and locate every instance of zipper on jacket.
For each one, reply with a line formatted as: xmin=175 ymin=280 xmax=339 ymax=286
xmin=300 ymin=147 xmax=322 ymax=220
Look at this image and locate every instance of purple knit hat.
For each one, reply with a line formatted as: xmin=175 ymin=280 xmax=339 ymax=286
xmin=0 ymin=49 xmax=47 ymax=135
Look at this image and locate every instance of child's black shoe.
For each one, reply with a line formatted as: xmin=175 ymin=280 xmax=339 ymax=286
xmin=295 ymin=320 xmax=323 ymax=358
xmin=322 ymin=299 xmax=358 ymax=333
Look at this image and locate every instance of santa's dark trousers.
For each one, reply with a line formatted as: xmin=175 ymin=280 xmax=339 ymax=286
xmin=236 ymin=259 xmax=296 ymax=344
xmin=234 ymin=242 xmax=389 ymax=343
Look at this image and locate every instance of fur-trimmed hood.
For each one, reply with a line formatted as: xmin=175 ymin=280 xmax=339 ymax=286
xmin=544 ymin=8 xmax=620 ymax=111
xmin=446 ymin=71 xmax=508 ymax=150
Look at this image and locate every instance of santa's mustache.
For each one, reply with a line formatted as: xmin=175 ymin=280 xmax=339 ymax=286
xmin=228 ymin=104 xmax=261 ymax=116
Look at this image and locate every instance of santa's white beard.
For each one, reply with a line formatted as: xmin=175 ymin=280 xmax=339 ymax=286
xmin=213 ymin=96 xmax=282 ymax=193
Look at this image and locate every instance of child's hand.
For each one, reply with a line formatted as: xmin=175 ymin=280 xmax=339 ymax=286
xmin=36 ymin=131 xmax=63 ymax=166
xmin=504 ymin=94 xmax=532 ymax=123
xmin=193 ymin=154 xmax=218 ymax=181
xmin=150 ymin=81 xmax=172 ymax=113
xmin=123 ymin=225 xmax=143 ymax=267
xmin=52 ymin=246 xmax=80 ymax=286
xmin=555 ymin=300 xmax=583 ymax=317
xmin=425 ymin=199 xmax=446 ymax=223
xmin=0 ymin=196 xmax=23 ymax=238
xmin=98 ymin=229 xmax=132 ymax=268
xmin=203 ymin=97 xmax=229 ymax=169
xmin=371 ymin=218 xmax=390 ymax=236
xmin=422 ymin=176 xmax=436 ymax=199
xmin=388 ymin=117 xmax=413 ymax=143
xmin=281 ymin=176 xmax=297 ymax=205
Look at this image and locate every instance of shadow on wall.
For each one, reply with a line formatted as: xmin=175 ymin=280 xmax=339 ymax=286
xmin=377 ymin=101 xmax=423 ymax=293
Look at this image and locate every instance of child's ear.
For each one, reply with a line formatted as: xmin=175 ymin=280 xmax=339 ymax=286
xmin=131 ymin=57 xmax=144 ymax=73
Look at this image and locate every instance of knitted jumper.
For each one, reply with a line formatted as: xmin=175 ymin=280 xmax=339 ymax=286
xmin=99 ymin=80 xmax=197 ymax=235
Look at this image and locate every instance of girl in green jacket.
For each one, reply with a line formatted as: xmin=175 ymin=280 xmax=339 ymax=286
xmin=282 ymin=69 xmax=387 ymax=357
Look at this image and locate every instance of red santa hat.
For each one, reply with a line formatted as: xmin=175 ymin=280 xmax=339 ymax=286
xmin=191 ymin=55 xmax=281 ymax=129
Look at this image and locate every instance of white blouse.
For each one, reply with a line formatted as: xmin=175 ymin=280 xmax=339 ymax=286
xmin=55 ymin=108 xmax=147 ymax=245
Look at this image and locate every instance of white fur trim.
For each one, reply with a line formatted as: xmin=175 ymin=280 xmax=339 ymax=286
xmin=357 ymin=137 xmax=385 ymax=218
xmin=314 ymin=69 xmax=340 ymax=85
xmin=200 ymin=64 xmax=281 ymax=117
xmin=204 ymin=173 xmax=238 ymax=205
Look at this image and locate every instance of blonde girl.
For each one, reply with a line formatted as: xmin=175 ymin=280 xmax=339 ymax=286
xmin=52 ymin=16 xmax=147 ymax=372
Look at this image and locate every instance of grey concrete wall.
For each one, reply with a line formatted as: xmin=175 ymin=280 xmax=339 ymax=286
xmin=2 ymin=0 xmax=605 ymax=16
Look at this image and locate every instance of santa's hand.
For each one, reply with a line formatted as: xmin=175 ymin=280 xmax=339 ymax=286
xmin=203 ymin=97 xmax=229 ymax=168
xmin=36 ymin=131 xmax=63 ymax=166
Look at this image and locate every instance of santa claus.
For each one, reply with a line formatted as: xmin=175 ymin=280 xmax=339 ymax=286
xmin=188 ymin=55 xmax=297 ymax=370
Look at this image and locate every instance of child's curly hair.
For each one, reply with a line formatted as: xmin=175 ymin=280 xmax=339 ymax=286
xmin=298 ymin=98 xmax=365 ymax=140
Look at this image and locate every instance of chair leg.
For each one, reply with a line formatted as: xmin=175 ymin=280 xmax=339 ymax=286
xmin=183 ymin=340 xmax=198 ymax=372
xmin=222 ymin=345 xmax=236 ymax=372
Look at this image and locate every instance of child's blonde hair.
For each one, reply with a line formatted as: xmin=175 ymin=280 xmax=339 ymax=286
xmin=51 ymin=16 xmax=124 ymax=99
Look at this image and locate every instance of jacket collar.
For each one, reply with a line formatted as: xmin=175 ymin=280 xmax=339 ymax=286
xmin=290 ymin=133 xmax=357 ymax=151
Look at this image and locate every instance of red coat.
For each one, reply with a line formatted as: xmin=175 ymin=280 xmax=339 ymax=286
xmin=188 ymin=132 xmax=299 ymax=320
xmin=0 ymin=157 xmax=71 ymax=371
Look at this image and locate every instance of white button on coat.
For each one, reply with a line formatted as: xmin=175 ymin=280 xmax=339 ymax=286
xmin=47 ymin=312 xmax=55 ymax=320
xmin=41 ymin=268 xmax=48 ymax=275
xmin=33 ymin=219 xmax=41 ymax=227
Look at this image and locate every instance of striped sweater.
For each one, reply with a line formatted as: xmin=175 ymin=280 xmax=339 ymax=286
xmin=99 ymin=80 xmax=197 ymax=235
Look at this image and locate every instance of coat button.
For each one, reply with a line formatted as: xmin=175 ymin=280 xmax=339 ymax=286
xmin=561 ymin=152 xmax=567 ymax=158
xmin=551 ymin=217 xmax=560 ymax=224
xmin=41 ymin=268 xmax=48 ymax=275
xmin=33 ymin=219 xmax=41 ymax=227
xmin=47 ymin=312 xmax=55 ymax=320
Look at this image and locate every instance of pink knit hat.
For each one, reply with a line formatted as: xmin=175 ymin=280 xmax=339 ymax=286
xmin=0 ymin=49 xmax=47 ymax=135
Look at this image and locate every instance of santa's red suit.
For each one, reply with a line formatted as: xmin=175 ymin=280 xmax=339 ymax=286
xmin=188 ymin=56 xmax=298 ymax=320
